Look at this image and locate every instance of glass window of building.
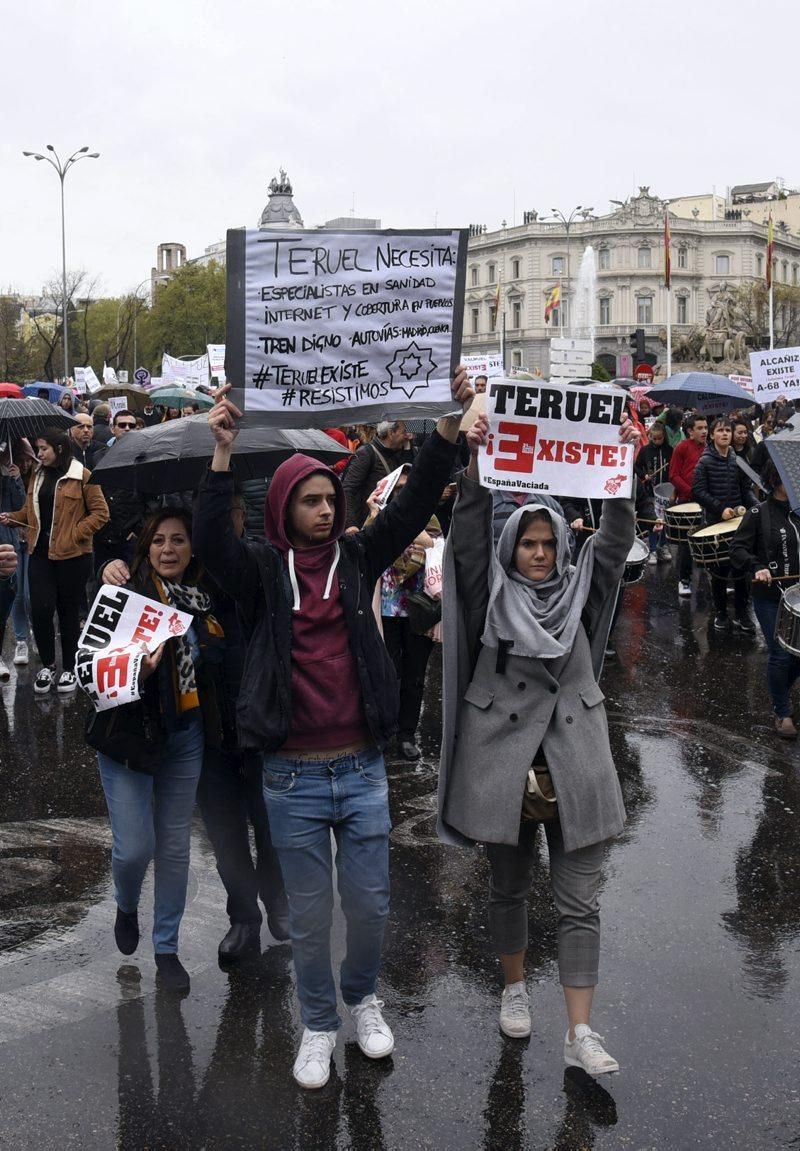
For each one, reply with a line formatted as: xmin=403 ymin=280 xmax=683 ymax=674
xmin=715 ymin=254 xmax=730 ymax=275
xmin=637 ymin=296 xmax=653 ymax=324
xmin=637 ymin=247 xmax=652 ymax=269
xmin=678 ymin=247 xmax=688 ymax=269
xmin=512 ymin=350 xmax=522 ymax=368
xmin=512 ymin=301 xmax=522 ymax=328
xmin=783 ymin=260 xmax=789 ymax=282
xmin=599 ymin=297 xmax=611 ymax=325
xmin=488 ymin=264 xmax=496 ymax=284
xmin=512 ymin=258 xmax=520 ymax=279
xmin=676 ymin=296 xmax=688 ymax=324
xmin=756 ymin=253 xmax=764 ymax=276
xmin=552 ymin=256 xmax=565 ymax=276
xmin=598 ymin=247 xmax=611 ymax=270
xmin=470 ymin=266 xmax=479 ymax=286
xmin=471 ymin=307 xmax=480 ymax=335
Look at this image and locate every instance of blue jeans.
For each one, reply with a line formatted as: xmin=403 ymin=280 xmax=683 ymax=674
xmin=98 ymin=715 xmax=204 ymax=953
xmin=752 ymin=597 xmax=800 ymax=718
xmin=262 ymin=749 xmax=391 ymax=1032
xmin=11 ymin=546 xmax=29 ymax=641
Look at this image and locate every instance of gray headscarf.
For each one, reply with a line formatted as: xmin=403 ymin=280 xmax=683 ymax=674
xmin=481 ymin=503 xmax=595 ymax=660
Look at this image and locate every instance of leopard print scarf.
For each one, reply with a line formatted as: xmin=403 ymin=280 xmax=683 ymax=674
xmin=153 ymin=576 xmax=219 ymax=714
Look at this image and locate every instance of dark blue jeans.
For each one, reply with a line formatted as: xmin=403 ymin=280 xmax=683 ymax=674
xmin=262 ymin=749 xmax=391 ymax=1032
xmin=752 ymin=596 xmax=800 ymax=718
xmin=197 ymin=748 xmax=286 ymax=927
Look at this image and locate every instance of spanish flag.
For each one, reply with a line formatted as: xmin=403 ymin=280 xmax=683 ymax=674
xmin=492 ymin=278 xmax=501 ymax=330
xmin=767 ymin=213 xmax=774 ymax=290
xmin=544 ymin=284 xmax=561 ymax=324
xmin=664 ymin=212 xmax=671 ymax=289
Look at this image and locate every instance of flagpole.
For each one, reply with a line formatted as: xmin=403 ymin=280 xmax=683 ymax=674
xmin=769 ymin=284 xmax=774 ymax=350
xmin=666 ymin=285 xmax=672 ymax=376
xmin=558 ymin=277 xmax=563 ymax=338
xmin=501 ymin=310 xmax=507 ymax=373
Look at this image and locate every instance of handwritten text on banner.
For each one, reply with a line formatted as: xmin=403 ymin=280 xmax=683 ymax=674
xmin=226 ymin=228 xmax=468 ymax=427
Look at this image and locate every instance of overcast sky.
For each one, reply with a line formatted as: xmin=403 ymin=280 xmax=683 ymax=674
xmin=2 ymin=0 xmax=796 ymax=298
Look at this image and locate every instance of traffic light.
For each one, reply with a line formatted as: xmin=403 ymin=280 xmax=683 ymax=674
xmin=629 ymin=328 xmax=646 ymax=362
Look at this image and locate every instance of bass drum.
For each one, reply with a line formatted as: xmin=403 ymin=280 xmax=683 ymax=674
xmin=776 ymin=584 xmax=800 ymax=656
xmin=688 ymin=518 xmax=743 ymax=566
xmin=666 ymin=502 xmax=702 ymax=543
xmin=623 ymin=537 xmax=650 ymax=584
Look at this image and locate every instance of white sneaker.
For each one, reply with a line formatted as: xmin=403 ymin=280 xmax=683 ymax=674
xmin=658 ymin=545 xmax=673 ymax=562
xmin=13 ymin=641 xmax=28 ymax=665
xmin=647 ymin=551 xmax=658 ymax=566
xmin=292 ymin=1028 xmax=337 ymax=1089
xmin=57 ymin=671 xmax=77 ymax=694
xmin=678 ymin=581 xmax=692 ymax=598
xmin=564 ymin=1024 xmax=619 ymax=1076
xmin=499 ymin=981 xmax=531 ymax=1038
xmin=350 ymin=994 xmax=395 ymax=1058
xmin=0 ymin=657 xmax=10 ymax=681
xmin=34 ymin=667 xmax=55 ymax=695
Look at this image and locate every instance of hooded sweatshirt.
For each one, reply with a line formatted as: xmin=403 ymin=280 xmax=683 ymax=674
xmin=264 ymin=453 xmax=368 ymax=751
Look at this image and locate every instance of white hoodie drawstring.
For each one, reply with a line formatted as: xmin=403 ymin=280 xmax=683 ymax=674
xmin=288 ymin=548 xmax=301 ymax=612
xmin=287 ymin=542 xmax=341 ymax=611
xmin=323 ymin=542 xmax=340 ymax=601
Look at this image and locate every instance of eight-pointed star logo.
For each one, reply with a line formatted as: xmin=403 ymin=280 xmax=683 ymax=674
xmin=385 ymin=342 xmax=438 ymax=399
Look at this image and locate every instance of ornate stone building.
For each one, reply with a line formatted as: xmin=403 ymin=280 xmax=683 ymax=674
xmin=463 ymin=186 xmax=800 ymax=378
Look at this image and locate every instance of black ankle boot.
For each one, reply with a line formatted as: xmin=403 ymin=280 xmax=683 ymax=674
xmin=155 ymin=953 xmax=190 ymax=993
xmin=114 ymin=908 xmax=139 ymax=956
xmin=218 ymin=923 xmax=261 ymax=962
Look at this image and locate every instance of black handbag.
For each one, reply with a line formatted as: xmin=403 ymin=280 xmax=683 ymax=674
xmin=84 ymin=700 xmax=164 ymax=775
xmin=405 ymin=591 xmax=442 ymax=636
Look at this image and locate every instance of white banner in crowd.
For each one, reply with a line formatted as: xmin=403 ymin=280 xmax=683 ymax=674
xmin=225 ymin=227 xmax=468 ymax=428
xmin=162 ymin=352 xmax=210 ymax=389
xmin=108 ymin=396 xmax=128 ymax=416
xmin=102 ymin=362 xmax=118 ymax=386
xmin=73 ymin=366 xmax=102 ymax=394
xmin=479 ymin=379 xmax=634 ymax=498
xmin=207 ymin=343 xmax=226 ymax=383
xmin=749 ymin=347 xmax=800 ymax=402
xmin=462 ymin=352 xmax=503 ymax=381
xmin=75 ymin=587 xmax=193 ymax=712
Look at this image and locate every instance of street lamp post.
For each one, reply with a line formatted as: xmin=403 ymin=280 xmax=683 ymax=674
xmin=547 ymin=206 xmax=594 ymax=336
xmin=130 ymin=278 xmax=152 ymax=373
xmin=23 ymin=145 xmax=100 ymax=382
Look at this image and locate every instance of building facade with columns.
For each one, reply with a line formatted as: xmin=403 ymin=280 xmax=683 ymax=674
xmin=463 ymin=186 xmax=800 ymax=379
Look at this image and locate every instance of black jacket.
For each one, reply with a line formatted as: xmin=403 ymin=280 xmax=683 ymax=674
xmin=731 ymin=498 xmax=800 ymax=603
xmin=692 ymin=445 xmax=756 ymax=524
xmin=193 ymin=431 xmax=458 ymax=751
xmin=342 ymin=440 xmax=416 ymax=528
xmin=634 ymin=441 xmax=673 ymax=493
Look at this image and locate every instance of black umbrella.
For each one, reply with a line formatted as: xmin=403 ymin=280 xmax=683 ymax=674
xmin=0 ymin=397 xmax=75 ymax=445
xmin=89 ymin=414 xmax=351 ymax=493
xmin=766 ymin=428 xmax=800 ymax=510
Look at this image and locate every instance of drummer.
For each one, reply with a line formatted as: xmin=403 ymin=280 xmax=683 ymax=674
xmin=731 ymin=460 xmax=800 ymax=738
xmin=635 ymin=422 xmax=673 ymax=566
xmin=669 ymin=415 xmax=708 ymax=599
xmin=692 ymin=417 xmax=757 ymax=632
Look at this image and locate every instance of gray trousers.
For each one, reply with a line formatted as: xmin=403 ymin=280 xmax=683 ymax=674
xmin=485 ymin=820 xmax=604 ymax=988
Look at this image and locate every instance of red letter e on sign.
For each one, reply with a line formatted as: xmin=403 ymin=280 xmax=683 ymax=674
xmin=490 ymin=421 xmax=538 ymax=474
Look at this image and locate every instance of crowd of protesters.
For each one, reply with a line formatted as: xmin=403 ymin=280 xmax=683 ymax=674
xmin=1 ymin=375 xmax=799 ymax=1091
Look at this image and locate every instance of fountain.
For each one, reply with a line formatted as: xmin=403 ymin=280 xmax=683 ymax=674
xmin=575 ymin=244 xmax=597 ymax=360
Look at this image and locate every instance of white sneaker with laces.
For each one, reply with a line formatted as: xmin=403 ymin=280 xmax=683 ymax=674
xmin=292 ymin=1028 xmax=337 ymax=1089
xmin=0 ymin=657 xmax=10 ymax=681
xmin=499 ymin=981 xmax=531 ymax=1038
xmin=57 ymin=671 xmax=77 ymax=694
xmin=658 ymin=545 xmax=673 ymax=561
xmin=13 ymin=641 xmax=29 ymax=665
xmin=678 ymin=581 xmax=692 ymax=598
xmin=34 ymin=667 xmax=55 ymax=695
xmin=564 ymin=1024 xmax=619 ymax=1076
xmin=350 ymin=994 xmax=395 ymax=1058
xmin=647 ymin=551 xmax=658 ymax=566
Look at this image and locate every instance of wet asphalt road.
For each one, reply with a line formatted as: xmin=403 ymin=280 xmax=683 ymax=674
xmin=1 ymin=562 xmax=799 ymax=1149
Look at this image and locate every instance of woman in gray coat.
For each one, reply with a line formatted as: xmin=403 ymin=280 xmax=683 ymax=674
xmin=438 ymin=413 xmax=639 ymax=1077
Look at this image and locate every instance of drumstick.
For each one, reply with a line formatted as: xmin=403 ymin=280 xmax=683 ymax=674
xmin=752 ymin=574 xmax=800 ymax=584
xmin=2 ymin=517 xmax=28 ymax=529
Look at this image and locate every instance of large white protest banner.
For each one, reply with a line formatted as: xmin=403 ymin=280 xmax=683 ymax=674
xmin=463 ymin=352 xmax=503 ymax=381
xmin=162 ymin=353 xmax=210 ymax=389
xmin=75 ymin=587 xmax=193 ymax=711
xmin=749 ymin=347 xmax=800 ymax=401
xmin=478 ymin=379 xmax=634 ymax=499
xmin=225 ymin=228 xmax=468 ymax=428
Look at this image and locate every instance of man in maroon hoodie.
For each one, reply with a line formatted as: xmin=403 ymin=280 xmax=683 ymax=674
xmin=668 ymin=413 xmax=707 ymax=598
xmin=195 ymin=371 xmax=472 ymax=1089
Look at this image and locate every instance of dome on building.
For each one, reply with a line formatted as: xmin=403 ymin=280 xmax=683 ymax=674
xmin=258 ymin=168 xmax=304 ymax=230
